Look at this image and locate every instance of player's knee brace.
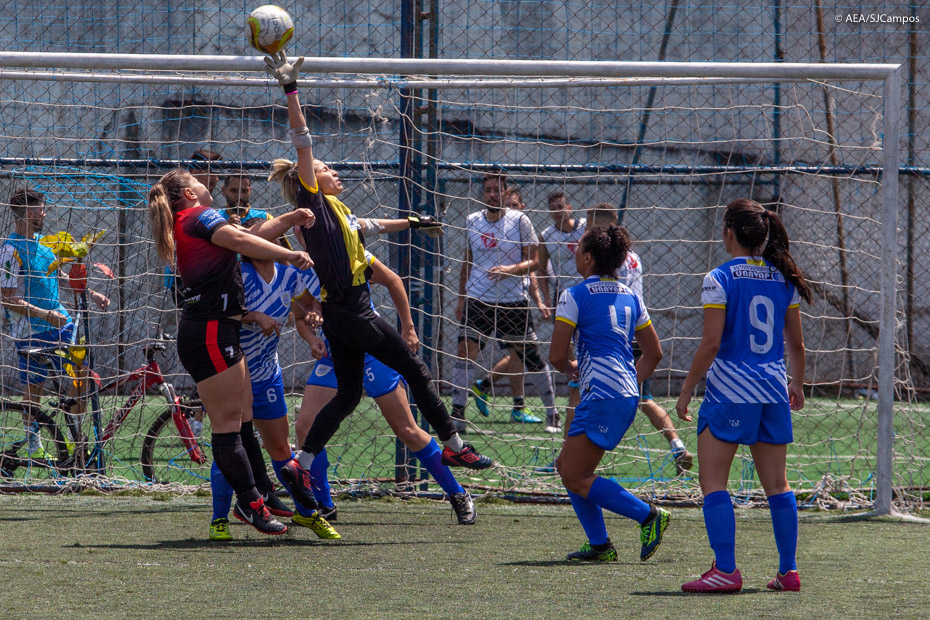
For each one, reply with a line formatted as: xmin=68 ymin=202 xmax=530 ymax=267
xmin=519 ymin=345 xmax=547 ymax=373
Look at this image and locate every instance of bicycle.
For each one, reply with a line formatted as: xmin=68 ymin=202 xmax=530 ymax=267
xmin=0 ymin=335 xmax=208 ymax=485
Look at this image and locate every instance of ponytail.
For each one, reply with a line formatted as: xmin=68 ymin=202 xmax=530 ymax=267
xmin=268 ymin=158 xmax=301 ymax=206
xmin=724 ymin=198 xmax=811 ymax=304
xmin=147 ymin=168 xmax=194 ymax=266
xmin=760 ymin=209 xmax=812 ymax=304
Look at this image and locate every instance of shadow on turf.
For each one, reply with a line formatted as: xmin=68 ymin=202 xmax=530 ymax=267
xmin=63 ymin=538 xmax=439 ymax=550
xmin=630 ymin=588 xmax=763 ymax=596
xmin=501 ymin=560 xmax=643 ymax=568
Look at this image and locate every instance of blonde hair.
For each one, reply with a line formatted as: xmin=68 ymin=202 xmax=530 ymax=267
xmin=268 ymin=158 xmax=301 ymax=206
xmin=148 ymin=168 xmax=194 ymax=266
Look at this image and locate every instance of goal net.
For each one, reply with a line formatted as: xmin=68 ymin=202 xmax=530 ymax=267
xmin=0 ymin=55 xmax=921 ymax=512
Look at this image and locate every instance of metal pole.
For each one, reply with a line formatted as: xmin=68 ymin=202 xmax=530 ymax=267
xmin=875 ymin=66 xmax=902 ymax=516
xmin=771 ymin=0 xmax=784 ymax=208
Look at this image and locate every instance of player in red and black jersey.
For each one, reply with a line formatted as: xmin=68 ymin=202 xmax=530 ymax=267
xmin=148 ymin=167 xmax=314 ymax=535
xmin=261 ymin=52 xmax=493 ymax=512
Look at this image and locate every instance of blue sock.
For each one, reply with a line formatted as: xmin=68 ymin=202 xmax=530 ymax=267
xmin=309 ymin=448 xmax=335 ymax=509
xmin=210 ymin=461 xmax=234 ymax=522
xmin=567 ymin=490 xmax=609 ymax=546
xmin=412 ymin=439 xmax=465 ymax=497
xmin=703 ymin=490 xmax=737 ymax=573
xmin=587 ymin=476 xmax=651 ymax=524
xmin=768 ymin=491 xmax=798 ymax=573
xmin=271 ymin=454 xmax=315 ymax=518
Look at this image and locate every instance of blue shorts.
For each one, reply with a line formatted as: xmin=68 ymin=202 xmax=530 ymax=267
xmin=567 ymin=396 xmax=640 ymax=451
xmin=697 ymin=401 xmax=793 ymax=445
xmin=16 ymin=323 xmax=76 ymax=385
xmin=251 ymin=375 xmax=288 ymax=420
xmin=305 ymin=353 xmax=405 ymax=399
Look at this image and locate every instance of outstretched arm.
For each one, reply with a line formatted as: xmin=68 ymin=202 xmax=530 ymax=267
xmin=211 ymin=225 xmax=312 ymax=269
xmin=358 ymin=214 xmax=443 ymax=239
xmin=248 ymin=209 xmax=315 ymax=241
xmin=265 ymin=51 xmax=316 ymax=188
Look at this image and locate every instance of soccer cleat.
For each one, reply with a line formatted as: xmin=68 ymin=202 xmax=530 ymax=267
xmin=510 ymin=409 xmax=543 ymax=424
xmin=279 ymin=458 xmax=320 ymax=511
xmin=567 ymin=541 xmax=618 ymax=562
xmin=209 ymin=517 xmax=233 ymax=541
xmin=318 ymin=504 xmax=338 ymax=522
xmin=639 ymin=507 xmax=671 ymax=561
xmin=470 ymin=382 xmax=491 ymax=417
xmin=262 ymin=490 xmax=295 ymax=518
xmin=449 ymin=491 xmax=477 ymax=525
xmin=544 ymin=412 xmax=562 ymax=434
xmin=767 ymin=570 xmax=801 ymax=592
xmin=233 ymin=498 xmax=287 ymax=535
xmin=681 ymin=562 xmax=743 ymax=593
xmin=673 ymin=449 xmax=694 ymax=475
xmin=441 ymin=443 xmax=494 ymax=470
xmin=291 ymin=512 xmax=341 ymax=539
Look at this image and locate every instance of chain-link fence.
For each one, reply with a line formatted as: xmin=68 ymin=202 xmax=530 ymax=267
xmin=0 ymin=2 xmax=925 ymax=510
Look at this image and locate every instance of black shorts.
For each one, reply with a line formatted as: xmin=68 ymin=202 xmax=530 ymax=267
xmin=177 ymin=318 xmax=243 ymax=383
xmin=458 ymin=297 xmax=538 ymax=349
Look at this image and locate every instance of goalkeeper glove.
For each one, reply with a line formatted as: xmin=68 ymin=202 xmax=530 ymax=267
xmin=264 ymin=51 xmax=304 ymax=95
xmin=407 ymin=213 xmax=442 ymax=230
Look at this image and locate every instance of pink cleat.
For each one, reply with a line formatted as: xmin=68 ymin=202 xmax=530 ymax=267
xmin=767 ymin=570 xmax=801 ymax=592
xmin=681 ymin=562 xmax=743 ymax=593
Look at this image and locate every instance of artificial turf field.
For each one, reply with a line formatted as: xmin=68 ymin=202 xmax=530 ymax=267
xmin=0 ymin=493 xmax=928 ymax=619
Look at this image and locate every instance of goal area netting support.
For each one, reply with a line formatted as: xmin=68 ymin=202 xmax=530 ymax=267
xmin=0 ymin=53 xmax=919 ymax=515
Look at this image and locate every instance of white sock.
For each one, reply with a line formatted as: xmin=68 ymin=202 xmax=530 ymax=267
xmin=451 ymin=360 xmax=475 ymax=408
xmin=527 ymin=364 xmax=557 ymax=418
xmin=296 ymin=449 xmax=315 ymax=470
xmin=671 ymin=438 xmax=686 ymax=455
xmin=443 ymin=434 xmax=465 ymax=453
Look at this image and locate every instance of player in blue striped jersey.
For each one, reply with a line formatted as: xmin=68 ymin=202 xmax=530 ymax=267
xmin=294 ymin=252 xmax=478 ymax=524
xmin=550 ymin=224 xmax=671 ymax=563
xmin=208 ymin=250 xmax=340 ymax=540
xmin=677 ymin=199 xmax=810 ymax=594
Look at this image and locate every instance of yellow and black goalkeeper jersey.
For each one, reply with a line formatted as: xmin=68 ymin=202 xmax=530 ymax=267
xmin=296 ymin=176 xmax=370 ymax=302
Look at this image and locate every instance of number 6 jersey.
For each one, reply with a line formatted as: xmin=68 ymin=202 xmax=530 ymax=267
xmin=701 ymin=257 xmax=800 ymax=404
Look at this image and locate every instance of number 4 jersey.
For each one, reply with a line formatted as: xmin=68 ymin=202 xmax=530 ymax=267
xmin=701 ymin=257 xmax=800 ymax=404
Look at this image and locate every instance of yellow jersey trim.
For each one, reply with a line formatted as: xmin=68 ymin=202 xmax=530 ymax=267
xmin=635 ymin=319 xmax=652 ymax=331
xmin=298 ymin=174 xmax=319 ymax=193
xmin=704 ymin=304 xmax=726 ymax=309
xmin=788 ymin=303 xmax=800 ymax=309
xmin=325 ymin=195 xmax=369 ymax=291
xmin=745 ymin=258 xmax=766 ymax=266
xmin=555 ymin=316 xmax=576 ymax=328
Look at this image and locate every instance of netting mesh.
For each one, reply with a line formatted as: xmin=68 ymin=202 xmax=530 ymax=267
xmin=0 ymin=1 xmax=926 ymax=512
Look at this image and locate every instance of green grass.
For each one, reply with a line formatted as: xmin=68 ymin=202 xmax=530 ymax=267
xmin=0 ymin=494 xmax=927 ymax=618
xmin=2 ymin=393 xmax=929 ymax=503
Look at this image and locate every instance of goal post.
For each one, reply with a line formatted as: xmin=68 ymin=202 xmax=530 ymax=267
xmin=0 ymin=53 xmax=911 ymax=514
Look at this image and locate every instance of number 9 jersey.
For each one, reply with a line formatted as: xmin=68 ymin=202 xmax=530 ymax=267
xmin=701 ymin=257 xmax=801 ymax=404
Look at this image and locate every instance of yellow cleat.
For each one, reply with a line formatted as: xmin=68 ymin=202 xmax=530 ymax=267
xmin=291 ymin=512 xmax=341 ymax=539
xmin=209 ymin=518 xmax=233 ymax=541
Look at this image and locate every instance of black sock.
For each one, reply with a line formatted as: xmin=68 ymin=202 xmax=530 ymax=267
xmin=211 ymin=432 xmax=260 ymax=504
xmin=239 ymin=421 xmax=274 ymax=494
xmin=512 ymin=396 xmax=525 ymax=412
xmin=645 ymin=505 xmax=658 ymax=522
xmin=476 ymin=377 xmax=491 ymax=391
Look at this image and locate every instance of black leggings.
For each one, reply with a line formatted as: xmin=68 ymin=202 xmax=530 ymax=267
xmin=301 ymin=285 xmax=457 ymax=455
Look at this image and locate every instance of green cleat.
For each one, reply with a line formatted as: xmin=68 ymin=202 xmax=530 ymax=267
xmin=567 ymin=541 xmax=618 ymax=562
xmin=639 ymin=507 xmax=671 ymax=561
xmin=470 ymin=382 xmax=491 ymax=417
xmin=292 ymin=512 xmax=341 ymax=539
xmin=209 ymin=518 xmax=233 ymax=541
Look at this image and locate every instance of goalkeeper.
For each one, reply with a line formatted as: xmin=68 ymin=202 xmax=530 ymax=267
xmin=261 ymin=51 xmax=493 ymax=507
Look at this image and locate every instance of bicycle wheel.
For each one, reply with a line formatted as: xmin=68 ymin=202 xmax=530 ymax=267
xmin=140 ymin=399 xmax=211 ymax=485
xmin=0 ymin=401 xmax=71 ymax=482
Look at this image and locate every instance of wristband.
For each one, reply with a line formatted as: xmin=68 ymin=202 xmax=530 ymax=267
xmin=408 ymin=213 xmax=441 ymax=229
xmin=282 ymin=81 xmax=298 ymax=95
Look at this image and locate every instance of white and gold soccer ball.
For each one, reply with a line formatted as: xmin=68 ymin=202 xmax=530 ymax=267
xmin=247 ymin=5 xmax=295 ymax=54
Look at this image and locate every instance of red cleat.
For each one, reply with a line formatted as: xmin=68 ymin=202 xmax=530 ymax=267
xmin=441 ymin=443 xmax=493 ymax=470
xmin=681 ymin=562 xmax=742 ymax=594
xmin=767 ymin=570 xmax=801 ymax=592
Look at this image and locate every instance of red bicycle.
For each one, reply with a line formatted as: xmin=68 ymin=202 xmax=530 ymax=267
xmin=0 ymin=336 xmax=207 ymax=485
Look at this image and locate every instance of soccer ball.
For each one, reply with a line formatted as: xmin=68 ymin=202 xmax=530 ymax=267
xmin=247 ymin=5 xmax=295 ymax=54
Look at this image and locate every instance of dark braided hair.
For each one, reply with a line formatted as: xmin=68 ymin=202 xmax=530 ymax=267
xmin=579 ymin=223 xmax=631 ymax=278
xmin=723 ymin=198 xmax=812 ymax=303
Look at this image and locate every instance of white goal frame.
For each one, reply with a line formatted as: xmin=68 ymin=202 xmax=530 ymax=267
xmin=0 ymin=53 xmax=903 ymax=514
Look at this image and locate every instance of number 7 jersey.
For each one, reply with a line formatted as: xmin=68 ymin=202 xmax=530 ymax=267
xmin=701 ymin=257 xmax=800 ymax=404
